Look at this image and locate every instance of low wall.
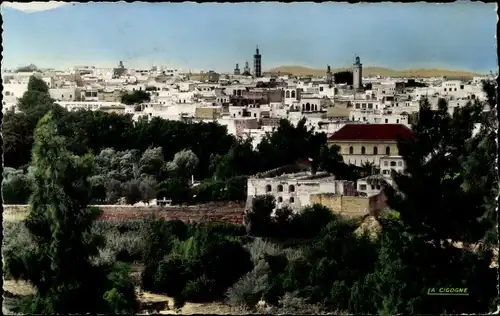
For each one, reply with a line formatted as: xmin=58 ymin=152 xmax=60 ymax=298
xmin=310 ymin=193 xmax=387 ymax=218
xmin=3 ymin=202 xmax=246 ymax=225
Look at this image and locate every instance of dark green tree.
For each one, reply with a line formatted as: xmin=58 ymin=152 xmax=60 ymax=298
xmin=4 ymin=112 xmax=138 ymax=314
xmin=121 ymin=90 xmax=151 ymax=105
xmin=4 ymin=76 xmax=64 ymax=168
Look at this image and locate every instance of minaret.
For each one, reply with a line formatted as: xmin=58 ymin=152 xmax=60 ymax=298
xmin=243 ymin=61 xmax=251 ymax=75
xmin=253 ymin=45 xmax=262 ymax=78
xmin=326 ymin=65 xmax=333 ymax=85
xmin=352 ymin=55 xmax=363 ymax=90
xmin=234 ymin=63 xmax=240 ymax=75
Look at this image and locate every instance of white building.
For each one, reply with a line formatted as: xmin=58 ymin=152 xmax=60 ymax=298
xmin=247 ymin=170 xmax=356 ymax=212
xmin=379 ymin=156 xmax=405 ymax=177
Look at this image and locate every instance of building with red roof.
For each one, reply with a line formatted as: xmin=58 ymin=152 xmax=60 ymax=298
xmin=327 ymin=123 xmax=414 ymax=167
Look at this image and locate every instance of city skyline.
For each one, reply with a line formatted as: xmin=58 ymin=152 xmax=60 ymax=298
xmin=1 ymin=2 xmax=497 ymax=73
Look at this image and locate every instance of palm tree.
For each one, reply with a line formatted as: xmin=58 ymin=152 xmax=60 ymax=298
xmin=360 ymin=161 xmax=377 ymax=178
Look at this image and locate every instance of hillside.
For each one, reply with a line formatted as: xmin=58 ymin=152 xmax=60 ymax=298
xmin=267 ymin=65 xmax=482 ymax=79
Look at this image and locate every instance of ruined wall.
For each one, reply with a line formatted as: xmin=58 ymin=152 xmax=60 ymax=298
xmin=4 ymin=203 xmax=245 ymax=225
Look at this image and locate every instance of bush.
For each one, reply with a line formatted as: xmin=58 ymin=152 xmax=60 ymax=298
xmin=277 ymin=291 xmax=324 ymax=315
xmin=142 ymin=222 xmax=253 ymax=303
xmin=151 ymin=255 xmax=191 ymax=296
xmin=3 ymin=222 xmax=36 ymax=280
xmin=291 ymin=204 xmax=338 ymax=239
xmin=226 ymin=259 xmax=271 ymax=309
xmin=103 ymin=262 xmax=139 ymax=313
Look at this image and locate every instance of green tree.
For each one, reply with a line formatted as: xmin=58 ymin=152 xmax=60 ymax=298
xmin=257 ymin=118 xmax=327 ymax=172
xmin=362 ymin=81 xmax=499 ymax=315
xmin=2 ymin=167 xmax=33 ymax=204
xmin=4 ymin=76 xmax=64 ymax=168
xmin=4 ymin=111 xmax=138 ymax=314
xmin=212 ymin=139 xmax=259 ymax=179
xmin=139 ymin=146 xmax=166 ymax=178
xmin=121 ymin=90 xmax=151 ymax=105
xmin=384 ymin=94 xmax=495 ymax=245
xmin=166 ymin=149 xmax=200 ymax=180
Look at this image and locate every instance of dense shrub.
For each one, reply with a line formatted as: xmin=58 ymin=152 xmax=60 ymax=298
xmin=141 ymin=222 xmax=254 ymax=304
xmin=226 ymin=259 xmax=271 ymax=309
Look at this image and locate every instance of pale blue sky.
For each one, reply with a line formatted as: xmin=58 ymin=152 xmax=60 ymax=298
xmin=1 ymin=2 xmax=497 ymax=73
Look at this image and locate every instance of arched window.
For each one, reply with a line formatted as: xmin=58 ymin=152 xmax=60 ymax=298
xmin=288 ymin=185 xmax=295 ymax=193
xmin=265 ymin=184 xmax=272 ymax=192
xmin=285 ymin=91 xmax=290 ymax=98
xmin=306 ymin=103 xmax=311 ymax=111
xmin=386 ymin=146 xmax=391 ymax=155
xmin=277 ymin=184 xmax=283 ymax=192
xmin=373 ymin=146 xmax=378 ymax=155
xmin=291 ymin=90 xmax=296 ymax=98
xmin=349 ymin=146 xmax=354 ymax=155
xmin=361 ymin=146 xmax=366 ymax=155
xmin=289 ymin=197 xmax=295 ymax=203
xmin=277 ymin=197 xmax=283 ymax=203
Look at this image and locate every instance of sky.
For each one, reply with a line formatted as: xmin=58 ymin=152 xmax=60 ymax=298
xmin=1 ymin=1 xmax=497 ymax=73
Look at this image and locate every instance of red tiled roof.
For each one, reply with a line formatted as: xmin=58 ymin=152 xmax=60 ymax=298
xmin=328 ymin=124 xmax=414 ymax=141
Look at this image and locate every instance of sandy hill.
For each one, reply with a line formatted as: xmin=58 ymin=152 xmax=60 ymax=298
xmin=267 ymin=65 xmax=482 ymax=79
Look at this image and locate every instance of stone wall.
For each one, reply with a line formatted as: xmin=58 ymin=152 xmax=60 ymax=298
xmin=310 ymin=193 xmax=387 ymax=218
xmin=4 ymin=202 xmax=246 ymax=225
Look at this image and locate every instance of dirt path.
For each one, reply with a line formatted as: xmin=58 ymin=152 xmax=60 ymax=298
xmin=3 ymin=279 xmax=239 ymax=315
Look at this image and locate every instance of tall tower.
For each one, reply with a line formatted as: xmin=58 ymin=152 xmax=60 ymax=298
xmin=253 ymin=45 xmax=262 ymax=78
xmin=326 ymin=65 xmax=333 ymax=85
xmin=243 ymin=61 xmax=251 ymax=75
xmin=234 ymin=63 xmax=240 ymax=75
xmin=352 ymin=55 xmax=363 ymax=90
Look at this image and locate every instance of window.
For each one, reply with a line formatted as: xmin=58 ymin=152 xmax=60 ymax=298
xmin=291 ymin=90 xmax=296 ymax=98
xmin=386 ymin=146 xmax=391 ymax=155
xmin=277 ymin=184 xmax=283 ymax=192
xmin=359 ymin=184 xmax=367 ymax=191
xmin=371 ymin=185 xmax=375 ymax=190
xmin=277 ymin=197 xmax=283 ymax=203
xmin=383 ymin=170 xmax=389 ymax=175
xmin=460 ymin=85 xmax=464 ymax=90
xmin=385 ymin=119 xmax=388 ymax=123
xmin=288 ymin=185 xmax=295 ymax=193
xmin=265 ymin=185 xmax=272 ymax=192
xmin=349 ymin=146 xmax=354 ymax=155
xmin=373 ymin=147 xmax=378 ymax=155
xmin=454 ymin=88 xmax=457 ymax=91
xmin=61 ymin=94 xmax=64 ymax=98
xmin=396 ymin=119 xmax=399 ymax=123
xmin=390 ymin=161 xmax=397 ymax=166
xmin=368 ymin=103 xmax=373 ymax=109
xmin=384 ymin=161 xmax=389 ymax=166
xmin=361 ymin=146 xmax=366 ymax=154
xmin=363 ymin=117 xmax=366 ymax=121
xmin=444 ymin=88 xmax=447 ymax=92
xmin=286 ymin=91 xmax=290 ymax=98
xmin=355 ymin=104 xmax=360 ymax=109
xmin=398 ymin=161 xmax=403 ymax=166
xmin=289 ymin=197 xmax=295 ymax=203
xmin=320 ymin=87 xmax=324 ymax=92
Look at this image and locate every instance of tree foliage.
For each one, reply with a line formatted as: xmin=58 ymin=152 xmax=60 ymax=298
xmin=4 ymin=112 xmax=138 ymax=314
xmin=121 ymin=90 xmax=151 ymax=105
